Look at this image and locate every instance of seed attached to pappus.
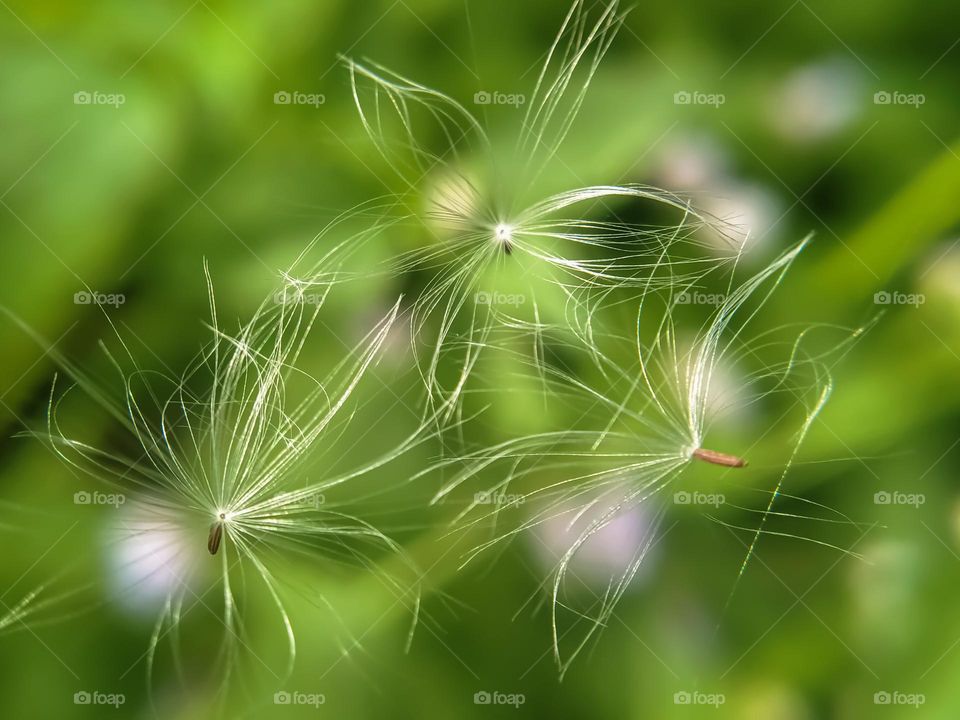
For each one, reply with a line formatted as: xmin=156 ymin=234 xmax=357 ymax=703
xmin=494 ymin=223 xmax=513 ymax=255
xmin=692 ymin=447 xmax=747 ymax=468
xmin=208 ymin=513 xmax=226 ymax=555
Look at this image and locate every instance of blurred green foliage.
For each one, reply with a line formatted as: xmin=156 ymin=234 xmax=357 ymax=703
xmin=2 ymin=1 xmax=960 ymax=718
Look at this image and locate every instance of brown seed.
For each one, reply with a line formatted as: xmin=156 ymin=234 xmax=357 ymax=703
xmin=495 ymin=224 xmax=513 ymax=255
xmin=208 ymin=518 xmax=224 ymax=555
xmin=207 ymin=523 xmax=223 ymax=555
xmin=692 ymin=447 xmax=747 ymax=468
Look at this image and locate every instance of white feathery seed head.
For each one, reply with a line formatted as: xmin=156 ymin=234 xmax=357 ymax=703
xmin=341 ymin=0 xmax=735 ymax=417
xmin=17 ymin=260 xmax=433 ymax=689
xmin=427 ymin=237 xmax=876 ymax=675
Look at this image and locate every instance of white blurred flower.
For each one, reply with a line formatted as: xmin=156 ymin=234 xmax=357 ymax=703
xmin=652 ymin=133 xmax=731 ymax=191
xmin=531 ymin=496 xmax=659 ymax=588
xmin=648 ymin=134 xmax=782 ymax=257
xmin=107 ymin=504 xmax=198 ymax=615
xmin=698 ymin=181 xmax=783 ymax=256
xmin=767 ymin=57 xmax=863 ymax=143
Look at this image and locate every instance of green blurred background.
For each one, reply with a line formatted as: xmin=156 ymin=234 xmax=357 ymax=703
xmin=2 ymin=0 xmax=960 ymax=717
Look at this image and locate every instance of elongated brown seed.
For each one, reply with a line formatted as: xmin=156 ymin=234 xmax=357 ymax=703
xmin=495 ymin=224 xmax=513 ymax=255
xmin=208 ymin=513 xmax=226 ymax=555
xmin=692 ymin=447 xmax=747 ymax=468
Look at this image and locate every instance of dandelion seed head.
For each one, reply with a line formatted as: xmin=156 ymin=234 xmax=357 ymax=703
xmin=27 ymin=263 xmax=428 ymax=680
xmin=430 ymin=236 xmax=874 ymax=675
xmin=343 ymin=1 xmax=731 ymax=415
